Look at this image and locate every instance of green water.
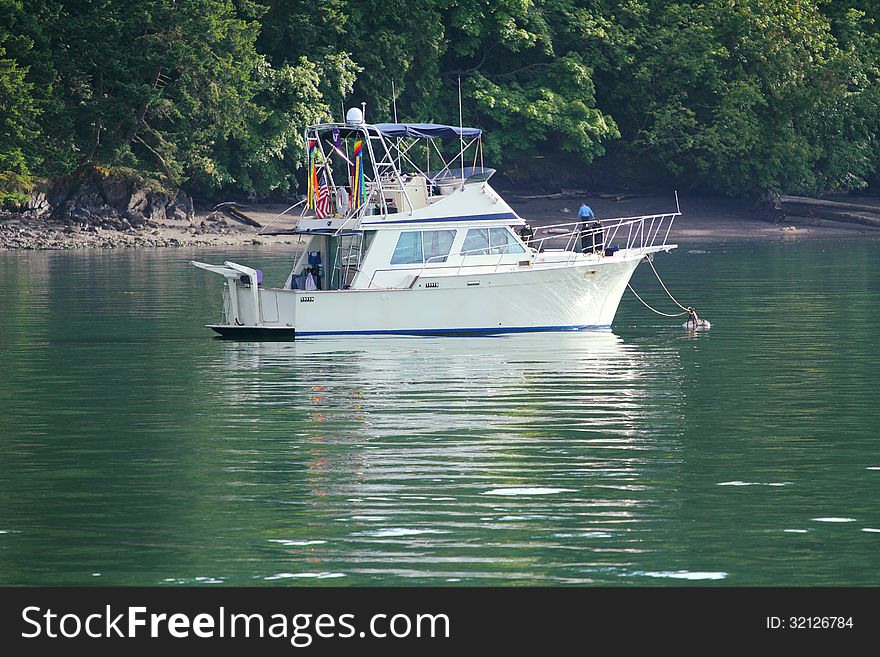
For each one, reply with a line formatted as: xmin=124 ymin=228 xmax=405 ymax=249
xmin=1 ymin=239 xmax=879 ymax=586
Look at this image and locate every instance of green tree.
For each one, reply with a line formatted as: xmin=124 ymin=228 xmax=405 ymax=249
xmin=0 ymin=46 xmax=37 ymax=203
xmin=4 ymin=0 xmax=880 ymax=202
xmin=284 ymin=1 xmax=622 ymax=175
xmin=0 ymin=0 xmax=44 ymax=204
xmin=204 ymin=53 xmax=357 ymax=197
xmin=596 ymin=0 xmax=880 ymax=195
xmin=448 ymin=1 xmax=619 ymax=165
xmin=0 ymin=43 xmax=38 ymax=204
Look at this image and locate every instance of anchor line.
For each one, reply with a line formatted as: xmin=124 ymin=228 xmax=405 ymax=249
xmin=626 ymin=283 xmax=690 ymax=318
xmin=645 ymin=255 xmax=689 ymax=311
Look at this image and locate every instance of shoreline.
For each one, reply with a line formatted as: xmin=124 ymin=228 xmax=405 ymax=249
xmin=3 ymin=193 xmax=880 ymax=251
xmin=0 ymin=203 xmax=304 ymax=251
xmin=507 ymin=192 xmax=880 ymax=242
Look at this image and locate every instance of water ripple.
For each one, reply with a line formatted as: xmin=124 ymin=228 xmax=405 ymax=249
xmin=2 ymin=243 xmax=880 ymax=585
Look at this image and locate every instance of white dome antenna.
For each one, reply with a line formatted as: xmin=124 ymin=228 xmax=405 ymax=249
xmin=346 ymin=107 xmax=364 ymax=125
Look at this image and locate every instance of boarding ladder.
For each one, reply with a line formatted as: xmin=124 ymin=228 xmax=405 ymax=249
xmin=332 ymin=233 xmax=364 ymax=289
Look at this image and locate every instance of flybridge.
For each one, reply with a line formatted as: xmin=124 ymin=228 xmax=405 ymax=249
xmin=249 ymin=106 xmax=493 ymax=235
xmin=295 ymin=110 xmax=489 ymax=223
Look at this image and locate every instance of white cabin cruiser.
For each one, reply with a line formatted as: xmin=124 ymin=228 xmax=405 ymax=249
xmin=192 ymin=108 xmax=679 ymax=339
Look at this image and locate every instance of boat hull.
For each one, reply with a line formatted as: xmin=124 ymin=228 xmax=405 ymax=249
xmin=217 ymin=252 xmax=647 ymax=338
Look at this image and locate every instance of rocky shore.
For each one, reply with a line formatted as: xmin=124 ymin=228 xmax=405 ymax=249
xmin=0 ymin=207 xmax=296 ymax=250
xmin=0 ymin=170 xmax=297 ymax=250
xmin=0 ymin=217 xmax=281 ymax=250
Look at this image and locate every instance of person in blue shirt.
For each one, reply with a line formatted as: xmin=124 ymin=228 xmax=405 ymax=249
xmin=578 ymin=202 xmax=603 ymax=253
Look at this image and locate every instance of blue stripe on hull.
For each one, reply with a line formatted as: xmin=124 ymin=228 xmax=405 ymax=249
xmin=296 ymin=324 xmax=610 ymax=337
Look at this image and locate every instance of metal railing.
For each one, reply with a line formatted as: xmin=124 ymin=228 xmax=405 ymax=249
xmin=364 ymin=211 xmax=679 ymax=289
xmin=526 ymin=212 xmax=679 ymax=265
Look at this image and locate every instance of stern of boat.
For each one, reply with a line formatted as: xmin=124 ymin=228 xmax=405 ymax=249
xmin=192 ymin=260 xmax=299 ymax=339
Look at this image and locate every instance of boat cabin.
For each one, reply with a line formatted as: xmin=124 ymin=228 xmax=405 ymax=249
xmin=285 ymin=222 xmax=532 ymax=292
xmin=275 ymin=111 xmax=531 ymax=292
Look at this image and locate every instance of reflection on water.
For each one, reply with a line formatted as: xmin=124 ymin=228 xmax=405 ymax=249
xmin=1 ymin=241 xmax=879 ymax=586
xmin=208 ymin=333 xmax=685 ymax=584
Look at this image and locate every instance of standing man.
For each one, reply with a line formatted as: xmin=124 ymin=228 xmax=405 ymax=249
xmin=578 ymin=201 xmax=603 ymax=253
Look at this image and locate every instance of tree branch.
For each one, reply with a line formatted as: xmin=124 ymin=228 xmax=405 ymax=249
xmin=123 ymin=67 xmax=164 ymax=147
xmin=133 ymin=134 xmax=175 ymax=181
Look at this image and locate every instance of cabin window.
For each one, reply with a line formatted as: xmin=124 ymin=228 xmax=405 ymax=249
xmin=423 ymin=230 xmax=456 ymax=263
xmin=461 ymin=228 xmax=490 ymax=255
xmin=391 ymin=230 xmax=456 ymax=265
xmin=490 ymin=227 xmax=526 ymax=254
xmin=391 ymin=231 xmax=422 ymax=264
xmin=461 ymin=227 xmax=526 ymax=255
xmin=362 ymin=230 xmax=378 ymax=254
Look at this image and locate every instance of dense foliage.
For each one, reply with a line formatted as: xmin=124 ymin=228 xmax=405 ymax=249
xmin=1 ymin=0 xmax=879 ymax=203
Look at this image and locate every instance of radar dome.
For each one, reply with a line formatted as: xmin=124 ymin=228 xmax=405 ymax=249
xmin=346 ymin=107 xmax=364 ymax=124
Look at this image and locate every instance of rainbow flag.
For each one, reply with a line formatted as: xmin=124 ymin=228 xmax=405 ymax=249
xmin=351 ymin=140 xmax=365 ymax=210
xmin=307 ymin=139 xmax=318 ymax=210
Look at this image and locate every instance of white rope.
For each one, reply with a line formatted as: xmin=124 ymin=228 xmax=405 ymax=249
xmin=627 ymin=284 xmax=690 ymax=317
xmin=646 ymin=256 xmax=689 ymax=311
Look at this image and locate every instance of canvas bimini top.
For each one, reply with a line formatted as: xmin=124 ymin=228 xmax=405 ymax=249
xmin=371 ymin=123 xmax=482 ymax=139
xmin=325 ymin=122 xmax=482 ymax=140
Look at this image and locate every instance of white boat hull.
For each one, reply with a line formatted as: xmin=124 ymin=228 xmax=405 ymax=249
xmin=210 ymin=250 xmax=650 ymax=338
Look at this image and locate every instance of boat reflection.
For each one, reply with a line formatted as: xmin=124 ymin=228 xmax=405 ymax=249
xmin=215 ymin=331 xmax=684 ymax=447
xmin=213 ymin=332 xmax=682 ymax=486
xmin=208 ymin=332 xmax=688 ymax=583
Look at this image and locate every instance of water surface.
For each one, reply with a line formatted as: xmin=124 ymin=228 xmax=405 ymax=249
xmin=1 ymin=239 xmax=878 ymax=585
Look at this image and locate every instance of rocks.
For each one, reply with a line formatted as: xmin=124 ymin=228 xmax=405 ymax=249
xmin=188 ymin=213 xmax=256 ymax=237
xmin=69 ymin=207 xmax=92 ymax=222
xmin=2 ymin=218 xmax=223 ymax=250
xmin=1 ymin=171 xmax=275 ymax=250
xmin=24 ymin=168 xmax=198 ymax=229
xmin=172 ymin=190 xmax=194 ymax=220
xmin=101 ymin=176 xmax=130 ymax=209
xmin=0 ymin=213 xmax=276 ymax=251
xmin=127 ymin=188 xmax=148 ymax=215
xmin=24 ymin=192 xmax=52 ymax=220
xmin=145 ymin=196 xmax=166 ymax=222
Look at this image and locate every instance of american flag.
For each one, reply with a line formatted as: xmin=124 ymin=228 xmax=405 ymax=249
xmin=316 ymin=169 xmax=332 ymax=218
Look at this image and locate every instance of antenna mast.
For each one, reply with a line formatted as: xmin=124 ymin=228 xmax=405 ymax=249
xmin=392 ymin=80 xmax=401 ymax=170
xmin=458 ymin=76 xmax=465 ymax=178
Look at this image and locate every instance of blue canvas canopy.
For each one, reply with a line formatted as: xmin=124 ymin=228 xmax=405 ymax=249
xmin=372 ymin=123 xmax=482 ymax=139
xmin=313 ymin=122 xmax=482 ymax=140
